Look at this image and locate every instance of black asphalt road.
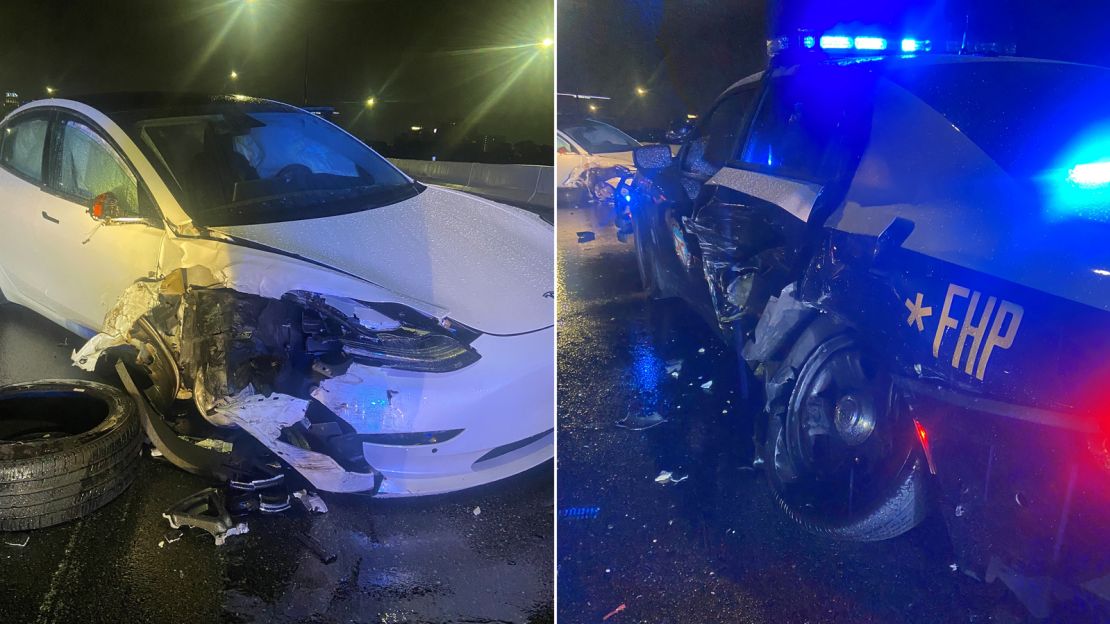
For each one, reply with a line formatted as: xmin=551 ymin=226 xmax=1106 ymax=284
xmin=555 ymin=205 xmax=1036 ymax=624
xmin=0 ymin=303 xmax=553 ymax=624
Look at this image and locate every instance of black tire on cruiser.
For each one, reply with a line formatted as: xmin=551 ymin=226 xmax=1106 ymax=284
xmin=763 ymin=319 xmax=929 ymax=541
xmin=0 ymin=380 xmax=141 ymax=530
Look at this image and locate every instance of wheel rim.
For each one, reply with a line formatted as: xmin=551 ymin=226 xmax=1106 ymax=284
xmin=771 ymin=335 xmax=914 ymax=519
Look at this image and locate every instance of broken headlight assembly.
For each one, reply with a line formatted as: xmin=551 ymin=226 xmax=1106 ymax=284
xmin=180 ymin=288 xmax=482 ymax=417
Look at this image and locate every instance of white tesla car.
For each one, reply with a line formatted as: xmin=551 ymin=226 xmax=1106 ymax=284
xmin=556 ymin=118 xmax=640 ymax=190
xmin=0 ymin=93 xmax=553 ymax=497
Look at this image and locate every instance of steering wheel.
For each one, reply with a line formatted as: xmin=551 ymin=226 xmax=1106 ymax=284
xmin=275 ymin=163 xmax=312 ymax=185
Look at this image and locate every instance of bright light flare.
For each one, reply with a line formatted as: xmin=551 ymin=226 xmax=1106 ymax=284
xmin=853 ymin=36 xmax=888 ymax=51
xmin=229 ymin=70 xmax=238 ymax=80
xmin=540 ymin=37 xmax=553 ymax=48
xmin=635 ymin=86 xmax=647 ymax=96
xmin=365 ymin=97 xmax=376 ymax=108
xmin=913 ymin=419 xmax=937 ymax=475
xmin=1068 ymin=162 xmax=1110 ymax=187
xmin=819 ymin=35 xmax=853 ymax=50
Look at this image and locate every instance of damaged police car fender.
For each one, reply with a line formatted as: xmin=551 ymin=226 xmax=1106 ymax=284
xmin=627 ymin=49 xmax=1110 ymax=616
xmin=0 ymin=94 xmax=554 ymax=498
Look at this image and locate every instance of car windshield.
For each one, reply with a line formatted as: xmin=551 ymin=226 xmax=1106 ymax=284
xmin=560 ymin=120 xmax=641 ymax=154
xmin=127 ymin=104 xmax=416 ymax=226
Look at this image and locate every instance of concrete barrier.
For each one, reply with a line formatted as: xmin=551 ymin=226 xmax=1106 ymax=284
xmin=389 ymin=158 xmax=553 ymax=221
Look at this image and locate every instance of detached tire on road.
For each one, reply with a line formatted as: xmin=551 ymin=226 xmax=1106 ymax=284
xmin=0 ymin=381 xmax=140 ymax=530
xmin=763 ymin=321 xmax=929 ymax=542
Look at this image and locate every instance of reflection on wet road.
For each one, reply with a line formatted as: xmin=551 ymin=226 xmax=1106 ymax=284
xmin=556 ymin=206 xmax=1031 ymax=624
xmin=0 ymin=304 xmax=553 ymax=624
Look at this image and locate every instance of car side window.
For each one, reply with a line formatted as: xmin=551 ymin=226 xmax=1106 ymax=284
xmin=680 ymin=86 xmax=759 ymax=178
xmin=739 ymin=69 xmax=870 ymax=182
xmin=0 ymin=115 xmax=50 ymax=182
xmin=52 ymin=118 xmax=142 ymax=217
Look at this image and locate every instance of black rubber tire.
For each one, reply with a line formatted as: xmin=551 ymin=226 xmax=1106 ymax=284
xmin=0 ymin=380 xmax=141 ymax=530
xmin=763 ymin=320 xmax=929 ymax=542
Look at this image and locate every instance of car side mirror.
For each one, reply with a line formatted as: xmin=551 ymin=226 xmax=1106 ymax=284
xmin=557 ymin=146 xmax=571 ymax=155
xmin=88 ymin=192 xmax=125 ymax=222
xmin=633 ymin=144 xmax=673 ymax=171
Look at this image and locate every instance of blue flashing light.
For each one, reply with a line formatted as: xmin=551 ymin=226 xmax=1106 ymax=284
xmin=1067 ymin=162 xmax=1110 ymax=188
xmin=853 ymin=36 xmax=887 ymax=51
xmin=901 ymin=38 xmax=930 ymax=53
xmin=819 ymin=35 xmax=853 ymax=50
xmin=802 ymin=35 xmax=816 ymax=49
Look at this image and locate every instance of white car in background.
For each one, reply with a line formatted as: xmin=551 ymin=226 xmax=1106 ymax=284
xmin=0 ymin=93 xmax=554 ymax=497
xmin=556 ymin=118 xmax=641 ymax=194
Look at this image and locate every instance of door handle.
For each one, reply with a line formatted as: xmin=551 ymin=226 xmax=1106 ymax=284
xmin=41 ymin=211 xmax=59 ymax=224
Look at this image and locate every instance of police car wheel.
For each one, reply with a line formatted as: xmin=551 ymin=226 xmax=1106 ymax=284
xmin=764 ymin=329 xmax=928 ymax=542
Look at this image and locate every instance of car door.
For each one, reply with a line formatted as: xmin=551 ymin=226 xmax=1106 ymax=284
xmin=30 ymin=112 xmax=167 ymax=332
xmin=556 ymin=132 xmax=585 ymax=187
xmin=642 ymin=82 xmax=763 ymax=326
xmin=0 ymin=111 xmax=54 ymax=307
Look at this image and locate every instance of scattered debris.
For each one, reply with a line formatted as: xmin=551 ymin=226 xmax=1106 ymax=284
xmin=163 ymin=487 xmax=249 ymax=546
xmin=603 ymin=603 xmax=626 ymax=621
xmin=158 ymin=529 xmax=185 ymax=548
xmin=293 ymin=490 xmax=329 ymax=514
xmin=950 ymin=563 xmax=959 ymax=572
xmin=664 ymin=359 xmax=683 ymax=377
xmin=2 ymin=533 xmax=30 ymax=547
xmin=700 ymin=379 xmax=714 ymax=391
xmin=697 ymin=347 xmax=706 ymax=354
xmin=577 ymin=231 xmax=596 ymax=243
xmin=616 ymin=411 xmax=667 ymax=431
xmin=954 ymin=504 xmax=966 ymax=517
xmin=295 ymin=531 xmax=337 ymax=565
xmin=473 ymin=506 xmax=482 ymax=516
xmin=654 ymin=470 xmax=689 ymax=485
xmin=559 ymin=506 xmax=600 ymax=520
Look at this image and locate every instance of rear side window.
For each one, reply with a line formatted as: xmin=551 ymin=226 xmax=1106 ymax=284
xmin=681 ymin=86 xmax=759 ymax=177
xmin=0 ymin=115 xmax=49 ymax=182
xmin=740 ymin=67 xmax=874 ymax=182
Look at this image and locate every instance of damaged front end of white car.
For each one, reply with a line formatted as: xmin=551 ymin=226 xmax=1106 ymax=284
xmin=75 ymin=267 xmax=499 ymax=497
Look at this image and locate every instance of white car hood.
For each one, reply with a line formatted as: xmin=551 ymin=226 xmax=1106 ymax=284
xmin=212 ymin=186 xmax=554 ymax=335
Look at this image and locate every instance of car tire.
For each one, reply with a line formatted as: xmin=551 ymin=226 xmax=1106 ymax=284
xmin=762 ymin=320 xmax=929 ymax=542
xmin=0 ymin=380 xmax=141 ymax=531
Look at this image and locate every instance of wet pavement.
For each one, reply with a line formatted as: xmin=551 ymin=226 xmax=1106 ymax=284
xmin=555 ymin=205 xmax=1037 ymax=624
xmin=0 ymin=303 xmax=553 ymax=624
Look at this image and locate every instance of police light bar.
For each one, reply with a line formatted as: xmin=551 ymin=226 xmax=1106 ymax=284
xmin=768 ymin=30 xmax=931 ymax=56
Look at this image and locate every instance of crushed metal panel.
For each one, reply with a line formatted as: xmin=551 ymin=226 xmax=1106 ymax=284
xmin=212 ymin=392 xmax=380 ymax=493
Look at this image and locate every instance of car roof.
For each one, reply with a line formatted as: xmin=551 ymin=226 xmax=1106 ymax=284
xmin=57 ymin=92 xmax=297 ymax=117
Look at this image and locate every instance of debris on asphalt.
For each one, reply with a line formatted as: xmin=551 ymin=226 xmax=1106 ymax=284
xmin=577 ymin=231 xmax=596 ymax=243
xmin=163 ymin=487 xmax=249 ymax=546
xmin=150 ymin=448 xmax=164 ymax=458
xmin=158 ymin=529 xmax=185 ymax=548
xmin=184 ymin=437 xmax=234 ymax=454
xmin=664 ymin=359 xmax=683 ymax=377
xmin=559 ymin=506 xmax=600 ymax=520
xmin=603 ymin=603 xmax=626 ymax=620
xmin=473 ymin=506 xmax=482 ymax=516
xmin=700 ymin=379 xmax=714 ymax=391
xmin=293 ymin=490 xmax=328 ymax=514
xmin=295 ymin=531 xmax=337 ymax=565
xmin=697 ymin=347 xmax=706 ymax=353
xmin=2 ymin=533 xmax=30 ymax=547
xmin=654 ymin=470 xmax=689 ymax=485
xmin=616 ymin=411 xmax=667 ymax=431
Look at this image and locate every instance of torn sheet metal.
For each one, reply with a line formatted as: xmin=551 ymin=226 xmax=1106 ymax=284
xmin=742 ymin=283 xmax=817 ymax=362
xmin=311 ymin=365 xmax=408 ymax=434
xmin=213 ymin=392 xmax=380 ymax=493
xmin=72 ymin=280 xmax=164 ymax=371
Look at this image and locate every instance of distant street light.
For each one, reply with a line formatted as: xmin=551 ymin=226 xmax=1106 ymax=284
xmin=588 ymin=104 xmax=598 ymax=113
xmin=45 ymin=86 xmax=56 ymax=96
xmin=365 ymin=97 xmax=376 ymax=108
xmin=635 ymin=86 xmax=647 ymax=97
xmin=230 ymin=70 xmax=239 ymax=80
xmin=540 ymin=37 xmax=553 ymax=48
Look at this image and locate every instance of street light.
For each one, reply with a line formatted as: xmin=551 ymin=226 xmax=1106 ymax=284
xmin=588 ymin=103 xmax=598 ymax=113
xmin=635 ymin=86 xmax=647 ymax=97
xmin=365 ymin=97 xmax=376 ymax=108
xmin=45 ymin=86 xmax=56 ymax=96
xmin=230 ymin=70 xmax=239 ymax=80
xmin=540 ymin=37 xmax=553 ymax=48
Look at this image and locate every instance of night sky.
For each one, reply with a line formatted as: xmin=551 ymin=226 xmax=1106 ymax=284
xmin=0 ymin=0 xmax=553 ymax=145
xmin=558 ymin=0 xmax=1110 ymax=133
